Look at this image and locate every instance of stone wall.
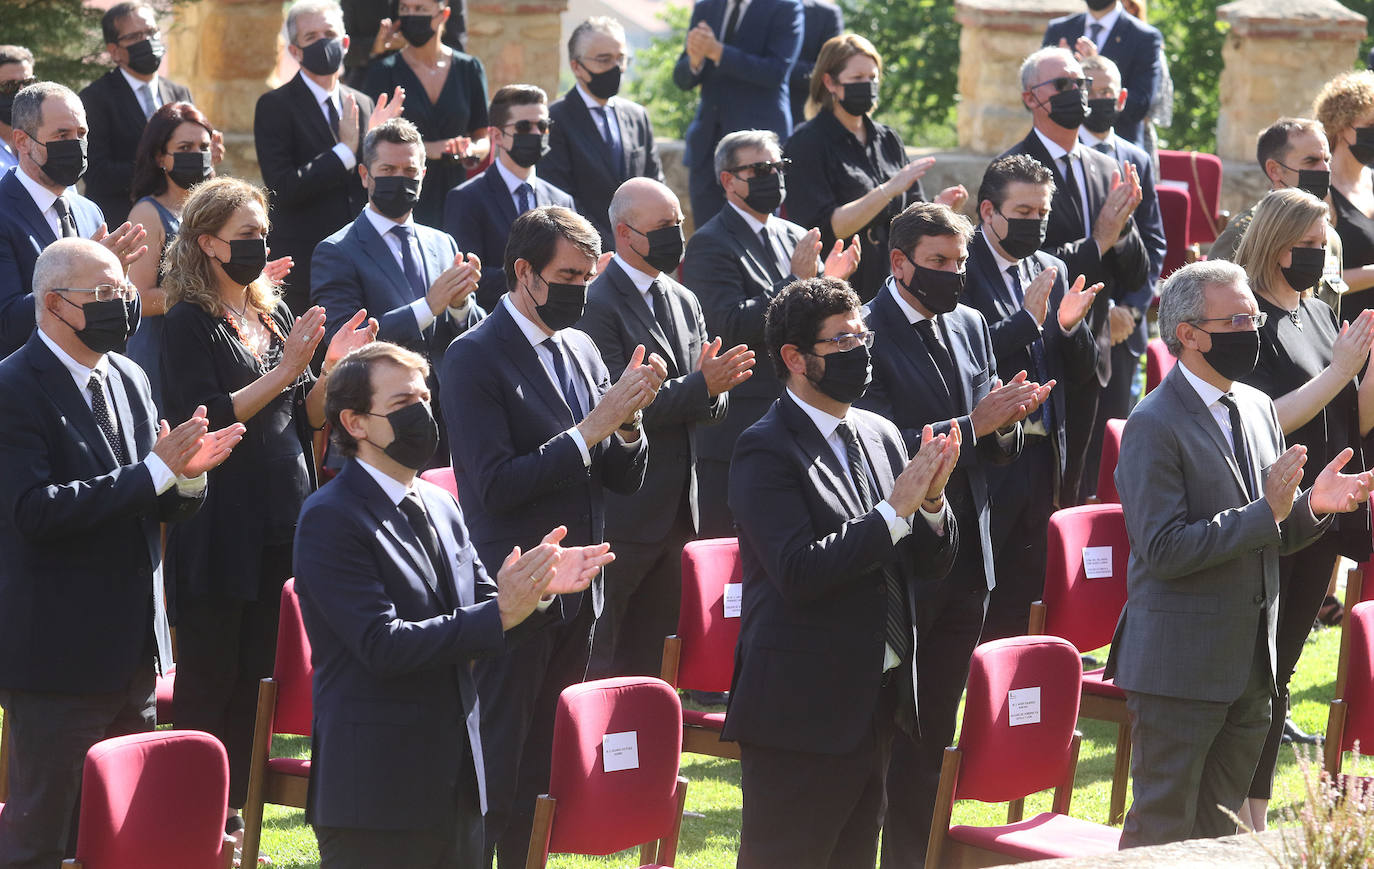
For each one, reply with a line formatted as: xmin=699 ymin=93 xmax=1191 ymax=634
xmin=466 ymin=0 xmax=568 ymax=98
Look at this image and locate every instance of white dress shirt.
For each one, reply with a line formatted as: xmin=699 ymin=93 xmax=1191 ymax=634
xmin=612 ymin=253 xmax=660 ymax=311
xmin=728 ymin=201 xmax=791 ymax=279
xmin=575 ymin=82 xmax=623 ymax=147
xmin=1033 ymin=127 xmax=1092 ymax=239
xmin=501 ymin=296 xmax=592 ymax=466
xmin=14 ymin=161 xmax=71 ymax=240
xmin=118 ymin=67 xmax=161 ymax=115
xmin=299 ymin=72 xmax=356 ymax=171
xmin=1176 ymin=359 xmax=1240 ymax=456
xmin=361 ymin=205 xmax=472 ymax=331
xmin=495 ymin=158 xmax=538 ymax=211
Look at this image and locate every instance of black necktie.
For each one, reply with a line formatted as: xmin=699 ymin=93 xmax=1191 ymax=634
xmin=593 ymin=106 xmax=624 ymax=173
xmin=88 ymin=371 xmax=130 ymax=466
xmin=545 ymin=335 xmax=583 ymax=418
xmin=723 ymin=0 xmax=742 ymax=43
xmin=1006 ymin=265 xmax=1049 ymax=428
xmin=325 ymin=97 xmax=340 ymax=141
xmin=1095 ymin=141 xmax=1113 ymax=155
xmin=914 ymin=318 xmax=958 ymax=412
xmin=837 ymin=420 xmax=911 ymax=663
xmin=1218 ymin=393 xmax=1256 ymax=499
xmin=399 ymin=492 xmax=453 ymax=607
xmin=759 ymin=227 xmax=784 ymax=282
xmin=516 ymin=182 xmax=534 ymax=215
xmin=1088 ymin=22 xmax=1103 ymax=45
xmin=389 ymin=225 xmax=428 ymax=304
xmin=649 ymin=280 xmax=682 ymax=367
xmin=53 ymin=196 xmax=78 ymax=238
xmin=1060 ymin=153 xmax=1085 ymax=234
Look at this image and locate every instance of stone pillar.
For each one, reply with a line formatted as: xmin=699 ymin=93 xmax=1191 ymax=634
xmin=467 ymin=0 xmax=568 ymax=97
xmin=953 ymin=0 xmax=1081 ymax=154
xmin=1215 ymin=0 xmax=1367 ymax=163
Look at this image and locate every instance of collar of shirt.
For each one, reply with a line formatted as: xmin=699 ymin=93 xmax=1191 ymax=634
xmin=1086 ymin=4 xmax=1123 ymax=42
xmin=1079 ymin=127 xmax=1116 ymax=151
xmin=495 ymin=157 xmax=536 ymax=195
xmin=118 ymin=66 xmax=160 ymax=100
xmin=502 ymin=294 xmax=555 ymax=346
xmin=724 ymin=0 xmax=752 ymax=23
xmin=363 ymin=203 xmax=416 ymax=238
xmin=298 ymin=72 xmax=339 ymax=116
xmin=575 ymin=82 xmax=614 ymax=111
xmin=786 ymin=386 xmax=848 ymax=441
xmin=986 ymin=235 xmax=1023 ymax=279
xmin=1034 ymin=127 xmax=1082 ymax=165
xmin=727 ymin=200 xmax=770 ymax=234
xmin=38 ymin=325 xmax=110 ymax=395
xmin=885 ymin=276 xmax=932 ymax=325
xmin=613 ymin=253 xmax=658 ymax=304
xmin=15 ymin=160 xmax=64 ymax=218
xmin=1176 ymin=358 xmax=1228 ymax=413
xmin=356 ymin=456 xmax=412 ymax=506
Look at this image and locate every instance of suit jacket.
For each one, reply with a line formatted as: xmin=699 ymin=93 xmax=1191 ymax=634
xmin=578 ymin=259 xmax=727 ymax=542
xmin=1090 ymin=133 xmax=1166 ymax=355
xmin=788 ymin=0 xmax=844 ymax=123
xmin=683 ymin=204 xmax=807 ymax=464
xmin=543 ymin=90 xmax=664 ymax=250
xmin=294 ymin=459 xmax=553 ymax=831
xmin=721 ymin=394 xmax=958 ymax=753
xmin=0 ymin=333 xmax=197 ymax=695
xmin=0 ymin=169 xmax=106 ymax=357
xmin=79 ymin=69 xmax=194 ymax=226
xmin=439 ymin=302 xmax=648 ymax=613
xmin=857 ymin=285 xmax=1021 ymax=589
xmin=672 ymin=0 xmax=804 ymax=170
xmin=442 ymin=164 xmax=576 ymax=311
xmin=1043 ymin=11 xmax=1163 ymax=149
xmin=1105 ymin=366 xmax=1329 ymax=701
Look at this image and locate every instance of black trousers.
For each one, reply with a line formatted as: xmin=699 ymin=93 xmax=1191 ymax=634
xmin=983 ymin=438 xmax=1056 ymax=641
xmin=0 ymin=663 xmax=156 ymax=869
xmin=696 ymin=458 xmax=737 ymax=539
xmin=316 ymin=811 xmax=482 ymax=869
xmin=173 ymin=542 xmax=292 ymax=808
xmin=1079 ymin=342 xmax=1140 ymax=503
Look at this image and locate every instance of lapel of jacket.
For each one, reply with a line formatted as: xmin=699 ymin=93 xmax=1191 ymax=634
xmin=970 ymin=232 xmax=1018 ymax=322
xmin=417 ymin=483 xmax=465 ymax=607
xmin=156 ymin=78 xmax=179 ymax=106
xmin=1022 ymin=131 xmax=1084 ymax=237
xmin=416 ymin=226 xmax=448 ymax=301
xmin=854 ymin=414 xmax=896 ymax=500
xmin=29 ymin=335 xmax=119 ymax=472
xmin=611 ymin=101 xmax=637 ymax=174
xmin=1166 ymin=367 xmax=1251 ymax=497
xmin=103 ymin=359 xmax=141 ymax=466
xmin=109 ymin=71 xmax=145 ymax=130
xmin=4 ymin=171 xmax=57 ymax=247
xmin=347 ymin=461 xmax=446 ymax=605
xmin=720 ymin=205 xmax=777 ymax=286
xmin=565 ymin=89 xmax=619 ymax=177
xmin=735 ymin=0 xmax=772 ymax=49
xmin=493 ymin=303 xmax=575 ymax=426
xmin=609 ymin=260 xmax=676 ymax=372
xmin=353 ymin=212 xmax=415 ymax=305
xmin=289 ymin=73 xmax=336 ymax=152
xmin=780 ymin=392 xmax=865 ymax=518
xmin=871 ymin=286 xmax=957 ymax=417
xmin=484 ymin=164 xmax=519 ymax=226
xmin=939 ymin=312 xmax=974 ymax=415
xmin=1079 ymin=148 xmax=1111 ymax=216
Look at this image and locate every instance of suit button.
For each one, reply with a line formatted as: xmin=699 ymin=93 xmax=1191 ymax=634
xmin=1253 ymin=594 xmax=1265 ymax=605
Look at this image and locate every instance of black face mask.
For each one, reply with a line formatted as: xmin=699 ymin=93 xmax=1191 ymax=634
xmin=898 ymin=255 xmax=965 ymax=315
xmin=1085 ymin=0 xmax=1115 ymax=10
xmin=582 ymin=64 xmax=622 ymax=100
xmin=1350 ymin=127 xmax=1374 ymax=168
xmin=167 ymin=150 xmax=212 ymax=190
xmin=298 ymin=37 xmax=344 ymax=76
xmin=741 ymin=171 xmax=785 ymax=215
xmin=628 ymin=223 xmax=684 ymax=274
xmin=1292 ymin=168 xmax=1331 ymax=201
xmin=527 ymin=273 xmax=587 ymax=332
xmin=992 ymin=212 xmax=1047 ymax=260
xmin=1042 ymin=87 xmax=1088 ymax=130
xmin=216 ymin=237 xmax=268 ymax=286
xmin=398 ymin=14 xmax=437 ymax=47
xmin=807 ymin=344 xmax=872 ymax=404
xmin=0 ymin=95 xmax=14 ymax=128
xmin=1198 ymin=328 xmax=1259 ymax=382
xmin=125 ymin=37 xmax=165 ymax=76
xmin=1282 ymin=246 xmax=1327 ymax=292
xmin=58 ymin=295 xmax=134 ymax=355
xmin=1084 ymin=97 xmax=1118 ymax=134
xmin=372 ymin=400 xmax=439 ymax=470
xmin=838 ymin=80 xmax=878 ymax=116
xmin=36 ymin=137 xmax=88 ymax=187
xmin=506 ymin=131 xmax=549 ymax=168
xmin=370 ymin=174 xmax=422 ymax=219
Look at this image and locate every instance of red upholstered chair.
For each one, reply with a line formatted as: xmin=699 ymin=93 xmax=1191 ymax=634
xmin=925 ymin=636 xmax=1120 ymax=867
xmin=419 ymin=466 xmax=459 ymax=501
xmin=0 ymin=713 xmax=9 ymax=804
xmin=1159 ymin=149 xmax=1227 ymax=245
xmin=240 ymin=579 xmax=313 ymax=867
xmin=526 ymin=677 xmax=689 ymax=869
xmin=1145 ymin=338 xmax=1176 ymax=394
xmin=659 ymin=538 xmax=742 ymax=760
xmin=1156 ymin=183 xmax=1192 ymax=279
xmin=155 ymin=665 xmax=175 ymax=725
xmin=62 ymin=730 xmax=234 ymax=869
xmin=1093 ymin=419 xmax=1127 ymax=505
xmin=1026 ymin=504 xmax=1132 ymax=824
xmin=1327 ymin=601 xmax=1374 ymax=780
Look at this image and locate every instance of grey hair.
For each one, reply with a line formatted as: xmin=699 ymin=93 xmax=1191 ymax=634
xmin=32 ymin=238 xmax=120 ymax=315
xmin=362 ymin=117 xmax=423 ymax=169
xmin=568 ymin=17 xmax=626 ymax=61
xmin=286 ymin=0 xmax=344 ymax=45
xmin=1080 ymin=54 xmax=1121 ymax=91
xmin=0 ymin=45 xmax=35 ymax=71
xmin=12 ymin=81 xmax=82 ymax=138
xmin=1019 ymin=46 xmax=1076 ymax=93
xmin=1158 ymin=260 xmax=1250 ymax=356
xmin=713 ymin=129 xmax=781 ymax=180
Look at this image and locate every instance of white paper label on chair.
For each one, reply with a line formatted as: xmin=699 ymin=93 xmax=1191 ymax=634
xmin=723 ymin=583 xmax=742 ymax=618
xmin=603 ymin=731 xmax=640 ymax=772
xmin=1082 ymin=546 xmax=1113 ymax=579
xmin=1008 ymin=687 xmax=1041 ymax=726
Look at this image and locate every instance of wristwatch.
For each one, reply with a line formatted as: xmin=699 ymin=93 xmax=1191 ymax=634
xmin=618 ymin=410 xmax=643 ymax=434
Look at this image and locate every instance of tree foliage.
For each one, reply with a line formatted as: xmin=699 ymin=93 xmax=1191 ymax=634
xmin=1 ymin=0 xmax=106 ymax=91
xmin=623 ymin=3 xmax=697 ymax=141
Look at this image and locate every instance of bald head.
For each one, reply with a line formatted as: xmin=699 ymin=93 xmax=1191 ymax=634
xmin=610 ymin=178 xmax=685 ymax=276
xmin=33 ymin=238 xmax=122 ymax=315
xmin=609 ymin=177 xmax=678 ymax=231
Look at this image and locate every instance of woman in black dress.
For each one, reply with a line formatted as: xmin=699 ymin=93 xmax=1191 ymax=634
xmin=160 ymin=177 xmax=376 ymax=835
xmin=1315 ymin=70 xmax=1374 ymax=313
xmin=362 ymin=0 xmax=489 ymax=227
xmin=1234 ymin=187 xmax=1374 ymax=830
xmin=783 ymin=33 xmax=967 ymax=301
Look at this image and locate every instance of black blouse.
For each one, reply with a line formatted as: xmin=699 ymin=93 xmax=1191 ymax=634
xmin=783 ymin=110 xmax=926 ymax=302
xmin=160 ymin=299 xmax=318 ymax=601
xmin=1331 ymin=187 xmax=1374 ymax=317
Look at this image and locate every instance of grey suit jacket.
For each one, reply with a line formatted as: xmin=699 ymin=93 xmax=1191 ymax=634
xmin=1105 ymin=364 xmax=1329 ymax=703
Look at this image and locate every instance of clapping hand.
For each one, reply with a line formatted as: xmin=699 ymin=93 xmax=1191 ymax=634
xmin=92 ymin=221 xmax=148 ymax=271
xmin=152 ymin=404 xmax=246 ymax=477
xmin=1057 ymin=274 xmax=1102 ymax=331
xmin=1309 ymin=447 xmax=1374 ymax=516
xmin=822 ymin=235 xmax=862 ymax=281
xmin=934 ymin=185 xmax=969 ymax=213
xmin=922 ymin=421 xmax=962 ymax=503
xmin=698 ymin=337 xmax=754 ymax=396
xmin=323 ymin=308 xmax=379 ymax=373
xmin=495 ymin=526 xmax=615 ymax=630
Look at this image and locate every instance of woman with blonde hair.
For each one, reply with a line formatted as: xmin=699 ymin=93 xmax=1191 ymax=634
xmin=1233 ymin=186 xmax=1374 ymax=831
xmin=1314 ymin=69 xmax=1374 ymax=310
xmin=160 ymin=176 xmax=376 ymax=842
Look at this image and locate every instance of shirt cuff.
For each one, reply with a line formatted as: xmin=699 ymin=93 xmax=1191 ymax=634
xmin=176 ymin=472 xmax=208 ymax=495
xmin=410 ymin=297 xmax=437 ymax=331
xmin=918 ymin=501 xmax=947 ymax=536
xmin=995 ymin=426 xmax=1018 ymax=449
xmin=447 ymin=296 xmax=474 ymax=320
xmin=567 ymin=427 xmax=592 ymax=467
xmin=144 ymin=454 xmax=176 ymax=495
xmin=875 ymin=499 xmax=912 ymax=545
xmin=332 ymin=141 xmax=357 ymax=171
xmin=535 ymin=596 xmax=556 ymax=612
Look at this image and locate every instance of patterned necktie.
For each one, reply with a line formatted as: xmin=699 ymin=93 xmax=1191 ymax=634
xmin=1006 ymin=265 xmax=1049 ymax=428
xmin=88 ymin=371 xmax=131 ymax=466
xmin=53 ymin=196 xmax=79 ymax=238
xmin=389 ymin=225 xmax=428 ymax=303
xmin=516 ymin=182 xmax=534 ymax=215
xmin=137 ymin=83 xmax=156 ymax=119
xmin=545 ymin=335 xmax=583 ymax=418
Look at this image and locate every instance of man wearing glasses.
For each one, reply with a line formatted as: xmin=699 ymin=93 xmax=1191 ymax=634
xmin=0 ymin=45 xmax=35 ymax=173
xmin=79 ymin=2 xmax=194 ymax=227
xmin=1108 ymin=260 xmax=1374 ymax=847
xmin=684 ymin=128 xmax=859 ymax=536
xmin=444 ymin=84 xmax=575 ymax=312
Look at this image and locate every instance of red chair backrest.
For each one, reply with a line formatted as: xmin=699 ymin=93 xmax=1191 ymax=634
xmin=954 ymin=636 xmax=1083 ymax=803
xmin=1041 ymin=504 xmax=1130 ymax=653
xmin=1145 ymin=339 xmax=1176 ymax=394
xmin=1159 ymin=150 xmax=1224 ymax=245
xmin=419 ymin=467 xmax=459 ymax=502
xmin=1094 ymin=419 xmax=1127 ymax=504
xmin=74 ymin=730 xmax=229 ymax=869
xmin=546 ymin=677 xmax=683 ymax=855
xmin=1156 ymin=184 xmax=1191 ymax=278
xmin=273 ymin=579 xmax=313 ymax=736
xmin=1340 ymin=602 xmax=1374 ymax=752
xmin=675 ymin=538 xmax=743 ymax=692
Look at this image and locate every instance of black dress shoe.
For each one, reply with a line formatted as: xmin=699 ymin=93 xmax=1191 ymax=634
xmin=1282 ymin=717 xmax=1321 ymax=745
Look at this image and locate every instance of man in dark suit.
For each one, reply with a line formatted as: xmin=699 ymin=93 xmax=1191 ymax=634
xmin=788 ymin=0 xmax=844 ymax=124
xmin=296 ymin=341 xmax=610 ymax=869
xmin=684 ymin=128 xmax=860 ymax=536
xmin=0 ymin=45 xmax=36 ymax=174
xmin=444 ymin=84 xmax=576 ymax=312
xmin=1042 ymin=0 xmax=1162 ymax=151
xmin=0 ymin=81 xmax=148 ymax=358
xmin=579 ymin=177 xmax=754 ymax=676
xmin=724 ymin=276 xmax=960 ymax=869
xmin=1107 ymin=260 xmax=1372 ymax=847
xmin=440 ymin=206 xmax=665 ymax=869
xmin=79 ymin=2 xmax=194 ymax=227
xmin=0 ymin=238 xmax=243 ymax=869
xmin=854 ymin=202 xmax=1047 ymax=867
xmin=673 ymin=0 xmax=803 ymax=224
xmin=254 ymin=0 xmax=404 ymax=316
xmin=963 ymin=155 xmax=1100 ymax=640
xmin=544 ymin=17 xmax=664 ymax=251
xmin=998 ymin=45 xmax=1147 ymax=505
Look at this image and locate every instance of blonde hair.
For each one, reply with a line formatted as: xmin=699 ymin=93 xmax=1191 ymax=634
xmin=1233 ymin=187 xmax=1329 ymax=298
xmin=1314 ymin=70 xmax=1374 ymax=144
xmin=806 ymin=33 xmax=882 ymax=120
xmin=163 ymin=177 xmax=280 ymax=316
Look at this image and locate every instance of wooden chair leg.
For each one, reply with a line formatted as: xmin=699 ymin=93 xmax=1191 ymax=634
xmin=1026 ymin=602 xmax=1047 ymax=635
xmin=525 ymin=795 xmax=556 ymax=869
xmin=924 ymin=748 xmax=961 ymax=869
xmin=240 ymin=679 xmax=278 ymax=869
xmin=60 ymin=860 xmax=82 ymax=867
xmin=1338 ymin=569 xmax=1364 ymax=697
xmin=655 ymin=775 xmax=689 ymax=866
xmin=1110 ymin=721 xmax=1132 ymax=825
xmin=221 ymin=833 xmax=237 ymax=869
xmin=1006 ymin=798 xmax=1025 ymax=823
xmin=0 ymin=710 xmax=10 ymax=804
xmin=1326 ymin=700 xmax=1348 ymax=777
xmin=1052 ymin=732 xmax=1082 ymax=816
xmin=660 ymin=636 xmax=682 ymax=688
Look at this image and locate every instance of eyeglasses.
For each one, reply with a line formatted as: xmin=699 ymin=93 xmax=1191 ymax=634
xmin=0 ymin=77 xmax=36 ymax=98
xmin=502 ymin=119 xmax=552 ymax=135
xmin=813 ymin=330 xmax=876 ymax=352
xmin=56 ymin=283 xmax=138 ymax=302
xmin=116 ymin=27 xmax=160 ymax=46
xmin=727 ymin=159 xmax=791 ymax=177
xmin=1030 ymin=75 xmax=1091 ymax=94
xmin=1191 ymin=313 xmax=1268 ymax=330
xmin=578 ymin=52 xmax=632 ymax=70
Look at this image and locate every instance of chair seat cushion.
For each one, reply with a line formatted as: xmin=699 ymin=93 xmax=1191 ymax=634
xmin=682 ymin=708 xmax=725 ymax=729
xmin=267 ymin=757 xmax=311 ymax=777
xmin=948 ymin=812 xmax=1120 ymax=859
xmin=1081 ymin=668 xmax=1125 ymax=699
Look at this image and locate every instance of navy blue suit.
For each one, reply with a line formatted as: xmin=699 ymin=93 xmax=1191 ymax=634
xmin=442 ymin=164 xmax=575 ymax=313
xmin=672 ymin=0 xmax=803 ymax=224
xmin=0 ymin=168 xmax=105 ymax=358
xmin=789 ymin=0 xmax=844 ymax=123
xmin=1043 ymin=11 xmax=1163 ymax=150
